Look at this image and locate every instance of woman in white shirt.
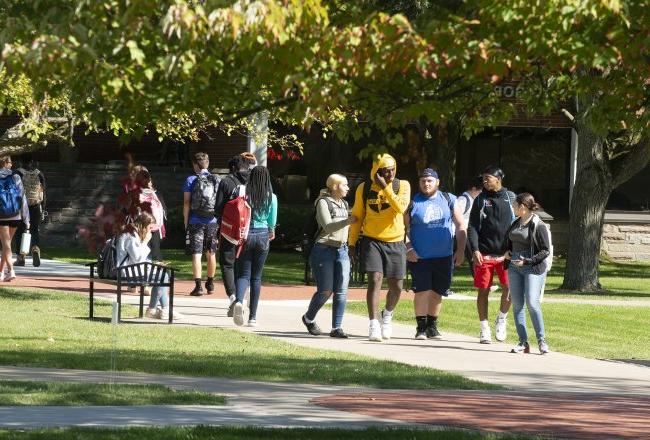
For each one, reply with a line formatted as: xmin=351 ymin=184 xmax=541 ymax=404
xmin=116 ymin=212 xmax=176 ymax=320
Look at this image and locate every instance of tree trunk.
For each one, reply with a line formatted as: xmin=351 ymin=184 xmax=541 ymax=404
xmin=561 ymin=101 xmax=650 ymax=291
xmin=561 ymin=122 xmax=610 ymax=291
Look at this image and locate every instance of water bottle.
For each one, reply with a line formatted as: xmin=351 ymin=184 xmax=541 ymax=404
xmin=19 ymin=231 xmax=31 ymax=255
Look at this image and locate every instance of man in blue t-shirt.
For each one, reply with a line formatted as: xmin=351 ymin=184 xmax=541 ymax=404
xmin=183 ymin=152 xmax=220 ymax=296
xmin=405 ymin=168 xmax=467 ymax=340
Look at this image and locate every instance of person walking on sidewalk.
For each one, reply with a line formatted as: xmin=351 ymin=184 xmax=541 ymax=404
xmin=215 ymin=154 xmax=251 ymax=316
xmin=405 ymin=169 xmax=466 ymax=340
xmin=134 ymin=168 xmax=167 ymax=262
xmin=0 ymin=156 xmax=29 ymax=282
xmin=301 ymin=174 xmax=357 ymax=338
xmin=348 ymin=154 xmax=411 ymax=342
xmin=468 ymin=165 xmax=516 ymax=344
xmin=232 ymin=166 xmax=277 ymax=327
xmin=504 ymin=193 xmax=551 ymax=354
xmin=455 ymin=175 xmax=483 ymax=278
xmin=14 ymin=155 xmax=45 ymax=267
xmin=182 ymin=152 xmax=219 ymax=296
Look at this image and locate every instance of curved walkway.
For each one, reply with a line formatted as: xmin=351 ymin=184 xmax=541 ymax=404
xmin=2 ymin=366 xmax=649 ymax=439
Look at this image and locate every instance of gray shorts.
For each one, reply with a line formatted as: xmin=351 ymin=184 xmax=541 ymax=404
xmin=185 ymin=223 xmax=218 ymax=255
xmin=361 ymin=237 xmax=407 ymax=279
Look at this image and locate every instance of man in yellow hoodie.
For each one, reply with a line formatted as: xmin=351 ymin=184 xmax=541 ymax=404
xmin=348 ymin=154 xmax=411 ymax=342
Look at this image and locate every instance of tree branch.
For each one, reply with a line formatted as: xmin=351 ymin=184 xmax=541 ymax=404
xmin=610 ymin=137 xmax=650 ymax=189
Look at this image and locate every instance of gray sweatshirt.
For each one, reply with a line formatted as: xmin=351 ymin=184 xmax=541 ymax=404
xmin=315 ymin=196 xmax=351 ymax=247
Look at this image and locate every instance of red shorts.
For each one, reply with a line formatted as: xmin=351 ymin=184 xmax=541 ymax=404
xmin=473 ymin=256 xmax=509 ymax=289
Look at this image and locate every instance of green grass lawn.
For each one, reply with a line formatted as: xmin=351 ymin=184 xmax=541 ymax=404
xmin=0 ymin=427 xmax=544 ymax=440
xmin=0 ymin=380 xmax=225 ymax=406
xmin=43 ymin=247 xmax=650 ymax=299
xmin=0 ymin=287 xmax=496 ymax=391
xmin=344 ymin=299 xmax=650 ymax=360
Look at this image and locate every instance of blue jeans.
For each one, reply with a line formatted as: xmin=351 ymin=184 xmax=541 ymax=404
xmin=508 ymin=252 xmax=546 ymax=343
xmin=305 ymin=243 xmax=350 ymax=329
xmin=149 ymin=286 xmax=169 ymax=309
xmin=235 ymin=228 xmax=270 ymax=320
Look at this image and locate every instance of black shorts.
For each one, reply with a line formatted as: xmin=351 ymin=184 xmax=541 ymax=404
xmin=361 ymin=237 xmax=407 ymax=279
xmin=185 ymin=223 xmax=218 ymax=255
xmin=408 ymin=255 xmax=453 ymax=295
xmin=0 ymin=220 xmax=22 ymax=228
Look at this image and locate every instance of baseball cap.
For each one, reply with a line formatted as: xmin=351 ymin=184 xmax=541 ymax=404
xmin=419 ymin=168 xmax=439 ymax=179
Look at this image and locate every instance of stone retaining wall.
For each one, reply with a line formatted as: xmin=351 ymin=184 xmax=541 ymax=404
xmin=602 ymin=223 xmax=650 ymax=261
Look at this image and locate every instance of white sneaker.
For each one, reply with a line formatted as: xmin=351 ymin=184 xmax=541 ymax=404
xmin=145 ymin=307 xmax=158 ymax=318
xmin=489 ymin=285 xmax=500 ymax=292
xmin=233 ymin=302 xmax=244 ymax=326
xmin=0 ymin=272 xmax=5 ymax=282
xmin=494 ymin=315 xmax=507 ymax=342
xmin=380 ymin=309 xmax=393 ymax=340
xmin=6 ymin=270 xmax=16 ymax=281
xmin=539 ymin=339 xmax=550 ymax=354
xmin=369 ymin=320 xmax=382 ymax=342
xmin=155 ymin=308 xmax=182 ymax=320
xmin=247 ymin=319 xmax=258 ymax=327
xmin=479 ymin=326 xmax=492 ymax=344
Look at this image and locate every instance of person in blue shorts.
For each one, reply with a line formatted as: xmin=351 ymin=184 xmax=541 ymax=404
xmin=405 ymin=168 xmax=466 ymax=340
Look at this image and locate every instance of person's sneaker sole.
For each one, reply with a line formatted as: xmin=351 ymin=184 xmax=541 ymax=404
xmin=233 ymin=302 xmax=244 ymax=326
xmin=415 ymin=332 xmax=427 ymax=340
xmin=369 ymin=335 xmax=383 ymax=342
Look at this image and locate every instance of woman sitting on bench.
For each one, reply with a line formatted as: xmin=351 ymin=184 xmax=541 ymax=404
xmin=116 ymin=212 xmax=180 ymax=320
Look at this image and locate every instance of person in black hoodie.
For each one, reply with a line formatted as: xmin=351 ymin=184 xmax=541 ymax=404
xmin=504 ymin=193 xmax=551 ymax=354
xmin=468 ymin=165 xmax=516 ymax=344
xmin=215 ymin=155 xmax=250 ymax=316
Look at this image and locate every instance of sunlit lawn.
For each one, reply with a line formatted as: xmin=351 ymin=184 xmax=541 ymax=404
xmin=0 ymin=287 xmax=496 ymax=391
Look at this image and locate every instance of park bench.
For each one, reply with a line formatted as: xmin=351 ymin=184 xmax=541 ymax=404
xmin=86 ymin=261 xmax=176 ymax=324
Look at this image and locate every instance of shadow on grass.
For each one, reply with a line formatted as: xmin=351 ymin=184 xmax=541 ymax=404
xmin=0 ymin=289 xmax=52 ymax=301
xmin=0 ymin=348 xmax=499 ymax=391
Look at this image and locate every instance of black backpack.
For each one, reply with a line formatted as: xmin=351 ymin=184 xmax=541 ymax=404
xmin=301 ymin=198 xmax=346 ymax=259
xmin=97 ymin=237 xmax=127 ymax=279
xmin=190 ymin=173 xmax=220 ymax=218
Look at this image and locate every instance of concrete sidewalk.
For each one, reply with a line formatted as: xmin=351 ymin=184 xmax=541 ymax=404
xmin=84 ymin=291 xmax=650 ymax=396
xmin=0 ymin=366 xmax=406 ymax=429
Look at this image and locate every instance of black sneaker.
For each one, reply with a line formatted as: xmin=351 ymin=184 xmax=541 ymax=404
xmin=189 ymin=285 xmax=204 ymax=296
xmin=426 ymin=324 xmax=443 ymax=340
xmin=329 ymin=328 xmax=349 ymax=338
xmin=14 ymin=256 xmax=25 ymax=267
xmin=415 ymin=330 xmax=427 ymax=340
xmin=205 ymin=279 xmax=215 ymax=295
xmin=302 ymin=314 xmax=322 ymax=336
xmin=31 ymin=246 xmax=41 ymax=267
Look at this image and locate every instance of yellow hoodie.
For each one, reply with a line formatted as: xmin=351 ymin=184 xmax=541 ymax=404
xmin=348 ymin=154 xmax=411 ymax=245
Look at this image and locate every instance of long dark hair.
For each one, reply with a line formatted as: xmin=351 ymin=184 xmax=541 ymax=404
xmin=247 ymin=166 xmax=272 ymax=212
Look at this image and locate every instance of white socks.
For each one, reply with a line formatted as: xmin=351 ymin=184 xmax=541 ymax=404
xmin=497 ymin=311 xmax=508 ymax=320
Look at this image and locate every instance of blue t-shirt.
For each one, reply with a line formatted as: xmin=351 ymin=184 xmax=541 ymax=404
xmin=409 ymin=191 xmax=456 ymax=259
xmin=183 ymin=170 xmax=217 ymax=225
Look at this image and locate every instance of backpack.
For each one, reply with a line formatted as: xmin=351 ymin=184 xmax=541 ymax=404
xmin=459 ymin=193 xmax=472 ymax=216
xmin=97 ymin=237 xmax=128 ymax=280
xmin=21 ymin=169 xmax=44 ymax=206
xmin=220 ymin=179 xmax=251 ymax=252
xmin=190 ymin=173 xmax=219 ymax=218
xmin=302 ymin=197 xmax=347 ymax=258
xmin=0 ymin=173 xmax=23 ymax=219
xmin=140 ymin=190 xmax=165 ymax=230
xmin=531 ymin=215 xmax=553 ymax=274
xmin=362 ymin=178 xmax=400 ymax=207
